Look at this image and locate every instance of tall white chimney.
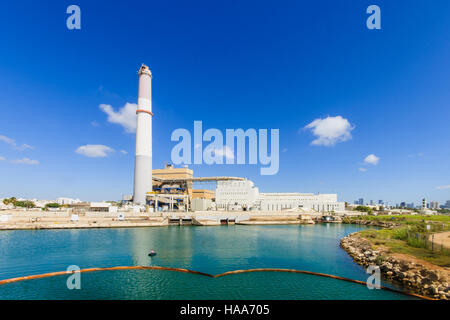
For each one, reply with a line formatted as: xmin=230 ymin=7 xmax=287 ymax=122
xmin=133 ymin=64 xmax=153 ymax=204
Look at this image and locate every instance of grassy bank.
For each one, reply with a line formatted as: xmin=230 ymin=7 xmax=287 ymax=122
xmin=346 ymin=214 xmax=450 ymax=224
xmin=346 ymin=215 xmax=450 ymax=267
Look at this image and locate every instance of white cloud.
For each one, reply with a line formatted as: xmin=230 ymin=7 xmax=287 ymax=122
xmin=282 ymin=148 xmax=288 ymax=153
xmin=91 ymin=121 xmax=100 ymax=127
xmin=100 ymin=103 xmax=137 ymax=133
xmin=0 ymin=135 xmax=15 ymax=145
xmin=359 ymin=167 xmax=367 ymax=172
xmin=75 ymin=145 xmax=114 ymax=158
xmin=436 ymin=185 xmax=450 ymax=190
xmin=304 ymin=116 xmax=354 ymax=146
xmin=120 ymin=150 xmax=128 ymax=155
xmin=15 ymin=144 xmax=34 ymax=151
xmin=11 ymin=158 xmax=39 ymax=165
xmin=0 ymin=156 xmax=5 ymax=161
xmin=364 ymin=154 xmax=380 ymax=165
xmin=408 ymin=152 xmax=424 ymax=158
xmin=0 ymin=135 xmax=33 ymax=151
xmin=213 ymin=146 xmax=234 ymax=160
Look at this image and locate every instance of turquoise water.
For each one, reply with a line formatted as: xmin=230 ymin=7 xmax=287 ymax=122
xmin=0 ymin=224 xmax=416 ymax=299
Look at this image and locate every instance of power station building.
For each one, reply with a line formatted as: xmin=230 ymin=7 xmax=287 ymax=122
xmin=144 ymin=163 xmax=242 ymax=211
xmin=215 ymin=180 xmax=345 ymax=212
xmin=131 ymin=63 xmax=344 ymax=213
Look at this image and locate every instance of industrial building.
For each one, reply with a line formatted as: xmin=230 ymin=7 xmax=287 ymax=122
xmin=142 ymin=163 xmax=242 ymax=212
xmin=192 ymin=189 xmax=215 ymax=200
xmin=215 ymin=180 xmax=345 ymax=212
xmin=130 ymin=63 xmax=345 ymax=213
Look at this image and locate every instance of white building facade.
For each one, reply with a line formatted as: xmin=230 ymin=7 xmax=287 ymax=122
xmin=215 ymin=180 xmax=345 ymax=212
xmin=56 ymin=197 xmax=81 ymax=205
xmin=215 ymin=180 xmax=259 ymax=210
xmin=430 ymin=201 xmax=440 ymax=210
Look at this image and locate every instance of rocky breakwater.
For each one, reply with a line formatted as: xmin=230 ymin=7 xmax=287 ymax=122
xmin=341 ymin=218 xmax=399 ymax=229
xmin=340 ymin=233 xmax=450 ymax=300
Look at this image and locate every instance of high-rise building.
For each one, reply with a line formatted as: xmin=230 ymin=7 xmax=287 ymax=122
xmin=445 ymin=200 xmax=450 ymax=208
xmin=378 ymin=200 xmax=383 ymax=205
xmin=358 ymin=198 xmax=364 ymax=205
xmin=430 ymin=201 xmax=440 ymax=210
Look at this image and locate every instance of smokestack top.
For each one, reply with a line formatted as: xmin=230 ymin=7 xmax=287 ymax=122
xmin=138 ymin=64 xmax=152 ymax=77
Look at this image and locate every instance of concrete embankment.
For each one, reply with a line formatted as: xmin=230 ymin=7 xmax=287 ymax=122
xmin=0 ymin=210 xmax=317 ymax=230
xmin=340 ymin=233 xmax=450 ymax=300
xmin=236 ymin=215 xmax=315 ymax=225
xmin=0 ymin=218 xmax=168 ymax=230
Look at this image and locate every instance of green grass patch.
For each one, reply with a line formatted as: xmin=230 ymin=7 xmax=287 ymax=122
xmin=357 ymin=223 xmax=450 ymax=267
xmin=383 ymin=239 xmax=450 ymax=267
xmin=349 ymin=214 xmax=450 ymax=224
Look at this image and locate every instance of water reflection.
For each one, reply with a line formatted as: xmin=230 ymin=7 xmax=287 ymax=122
xmin=1 ymin=224 xmax=370 ymax=282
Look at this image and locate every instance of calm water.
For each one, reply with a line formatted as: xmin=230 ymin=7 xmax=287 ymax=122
xmin=0 ymin=224 xmax=416 ymax=299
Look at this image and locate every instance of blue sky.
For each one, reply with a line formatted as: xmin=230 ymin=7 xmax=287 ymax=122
xmin=0 ymin=0 xmax=449 ymax=204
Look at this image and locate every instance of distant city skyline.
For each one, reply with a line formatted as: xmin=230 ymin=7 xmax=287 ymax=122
xmin=351 ymin=198 xmax=450 ymax=210
xmin=1 ymin=1 xmax=450 ymax=204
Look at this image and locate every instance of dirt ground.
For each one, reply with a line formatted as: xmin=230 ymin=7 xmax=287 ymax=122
xmin=430 ymin=231 xmax=450 ymax=249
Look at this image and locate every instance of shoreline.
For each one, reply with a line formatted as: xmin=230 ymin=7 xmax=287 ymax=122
xmin=340 ymin=231 xmax=450 ymax=300
xmin=0 ymin=219 xmax=316 ymax=230
xmin=0 ymin=210 xmax=323 ymax=230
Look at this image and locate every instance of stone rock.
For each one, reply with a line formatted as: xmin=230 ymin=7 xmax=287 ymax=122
xmin=340 ymin=233 xmax=449 ymax=300
xmin=420 ymin=269 xmax=439 ymax=281
xmin=399 ymin=263 xmax=409 ymax=272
